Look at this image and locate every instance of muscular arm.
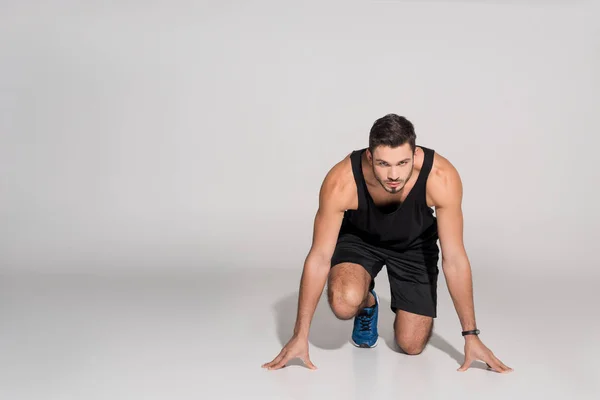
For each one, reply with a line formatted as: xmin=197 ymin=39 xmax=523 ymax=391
xmin=293 ymin=167 xmax=348 ymax=339
xmin=430 ymin=155 xmax=513 ymax=373
xmin=430 ymin=160 xmax=477 ymax=332
xmin=262 ymin=159 xmax=351 ymax=371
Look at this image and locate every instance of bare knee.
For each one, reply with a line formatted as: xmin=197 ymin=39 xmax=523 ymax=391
xmin=395 ymin=334 xmax=427 ymax=355
xmin=393 ymin=310 xmax=433 ymax=355
xmin=397 ymin=340 xmax=426 ymax=355
xmin=328 ymin=285 xmax=365 ymax=320
xmin=327 ymin=263 xmax=371 ymax=320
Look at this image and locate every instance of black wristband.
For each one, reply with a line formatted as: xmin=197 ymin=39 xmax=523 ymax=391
xmin=462 ymin=329 xmax=480 ymax=336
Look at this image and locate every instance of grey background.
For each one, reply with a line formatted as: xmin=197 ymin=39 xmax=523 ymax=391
xmin=1 ymin=2 xmax=600 ymax=399
xmin=1 ymin=0 xmax=599 ymax=275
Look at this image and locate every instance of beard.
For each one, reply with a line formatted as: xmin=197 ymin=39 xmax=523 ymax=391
xmin=372 ymin=164 xmax=413 ymax=194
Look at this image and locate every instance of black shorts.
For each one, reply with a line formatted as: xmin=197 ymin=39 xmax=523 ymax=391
xmin=331 ymin=233 xmax=440 ymax=318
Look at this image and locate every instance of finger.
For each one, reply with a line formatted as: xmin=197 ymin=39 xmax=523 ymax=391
xmin=457 ymin=355 xmax=475 ymax=372
xmin=262 ymin=356 xmax=281 ymax=368
xmin=483 ymin=354 xmax=507 ymax=374
xmin=488 ymin=360 xmax=504 ymax=373
xmin=269 ymin=354 xmax=291 ymax=370
xmin=302 ymin=356 xmax=317 ymax=370
xmin=262 ymin=352 xmax=285 ymax=369
xmin=270 ymin=359 xmax=289 ymax=370
xmin=491 ymin=355 xmax=513 ymax=373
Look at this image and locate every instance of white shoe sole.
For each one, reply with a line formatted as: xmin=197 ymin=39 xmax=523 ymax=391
xmin=351 ymin=336 xmax=379 ymax=348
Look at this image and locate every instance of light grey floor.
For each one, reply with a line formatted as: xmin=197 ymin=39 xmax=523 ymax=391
xmin=0 ymin=266 xmax=598 ymax=400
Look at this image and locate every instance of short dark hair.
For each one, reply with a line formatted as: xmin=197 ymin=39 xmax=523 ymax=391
xmin=368 ymin=114 xmax=416 ymax=154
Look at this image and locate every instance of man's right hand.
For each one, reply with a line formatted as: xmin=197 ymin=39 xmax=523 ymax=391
xmin=262 ymin=335 xmax=317 ymax=370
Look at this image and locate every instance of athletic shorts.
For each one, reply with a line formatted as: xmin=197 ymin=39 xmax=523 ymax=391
xmin=330 ymin=232 xmax=440 ymax=318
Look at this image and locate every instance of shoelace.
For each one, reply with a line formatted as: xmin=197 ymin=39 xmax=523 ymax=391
xmin=357 ymin=313 xmax=374 ymax=332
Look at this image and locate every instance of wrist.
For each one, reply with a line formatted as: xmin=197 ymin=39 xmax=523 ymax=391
xmin=462 ymin=328 xmax=480 ymax=340
xmin=464 ymin=334 xmax=480 ymax=341
xmin=293 ymin=329 xmax=309 ymax=340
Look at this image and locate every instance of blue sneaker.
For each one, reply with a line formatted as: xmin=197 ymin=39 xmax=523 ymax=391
xmin=351 ymin=289 xmax=379 ymax=348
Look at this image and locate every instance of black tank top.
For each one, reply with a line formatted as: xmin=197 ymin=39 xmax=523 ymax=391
xmin=339 ymin=146 xmax=439 ymax=252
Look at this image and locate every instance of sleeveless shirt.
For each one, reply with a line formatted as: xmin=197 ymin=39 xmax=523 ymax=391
xmin=338 ymin=146 xmax=439 ymax=252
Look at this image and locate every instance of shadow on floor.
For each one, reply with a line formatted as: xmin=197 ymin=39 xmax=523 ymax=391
xmin=272 ymin=290 xmax=350 ymax=350
xmin=272 ymin=290 xmax=490 ymax=371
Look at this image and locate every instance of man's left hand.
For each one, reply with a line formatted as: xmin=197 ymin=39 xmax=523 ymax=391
xmin=458 ymin=336 xmax=513 ymax=373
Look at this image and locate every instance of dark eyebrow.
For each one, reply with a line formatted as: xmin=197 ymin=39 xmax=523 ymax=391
xmin=375 ymin=158 xmax=411 ymax=164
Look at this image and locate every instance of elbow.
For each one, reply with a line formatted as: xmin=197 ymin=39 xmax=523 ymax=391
xmin=305 ymin=251 xmax=332 ymax=270
xmin=441 ymin=255 xmax=470 ymax=271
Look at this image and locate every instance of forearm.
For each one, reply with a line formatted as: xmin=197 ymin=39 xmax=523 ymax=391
xmin=293 ymin=253 xmax=330 ymax=339
xmin=442 ymin=259 xmax=477 ymax=332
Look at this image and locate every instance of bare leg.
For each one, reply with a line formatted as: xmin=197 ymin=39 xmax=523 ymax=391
xmin=327 ymin=262 xmax=375 ymax=320
xmin=394 ymin=309 xmax=434 ymax=355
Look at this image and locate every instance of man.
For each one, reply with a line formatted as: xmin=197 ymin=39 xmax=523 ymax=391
xmin=262 ymin=114 xmax=512 ymax=373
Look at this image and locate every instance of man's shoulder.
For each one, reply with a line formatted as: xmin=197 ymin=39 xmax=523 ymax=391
xmin=430 ymin=150 xmax=456 ymax=177
xmin=427 ymin=150 xmax=463 ymax=207
xmin=319 ymin=151 xmax=357 ymax=210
